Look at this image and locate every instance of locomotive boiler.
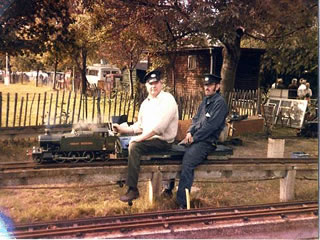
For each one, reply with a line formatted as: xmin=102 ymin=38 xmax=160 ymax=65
xmin=32 ymin=127 xmax=124 ymax=164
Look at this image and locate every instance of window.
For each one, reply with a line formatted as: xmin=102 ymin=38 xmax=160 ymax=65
xmin=88 ymin=70 xmax=98 ymax=76
xmin=188 ymin=55 xmax=197 ymax=70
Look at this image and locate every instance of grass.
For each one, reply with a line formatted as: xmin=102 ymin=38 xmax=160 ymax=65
xmin=0 ymin=178 xmax=317 ymax=224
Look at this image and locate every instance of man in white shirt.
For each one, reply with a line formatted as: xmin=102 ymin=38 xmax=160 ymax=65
xmin=113 ymin=70 xmax=179 ymax=202
xmin=297 ymin=79 xmax=307 ymax=99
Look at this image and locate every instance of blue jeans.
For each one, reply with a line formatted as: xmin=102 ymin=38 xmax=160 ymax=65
xmin=176 ymin=141 xmax=215 ymax=206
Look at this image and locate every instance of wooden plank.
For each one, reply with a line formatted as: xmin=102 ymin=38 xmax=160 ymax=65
xmin=41 ymin=92 xmax=47 ymax=125
xmin=59 ymin=90 xmax=65 ymax=124
xmin=108 ymin=90 xmax=111 ymax=122
xmin=13 ymin=93 xmax=18 ymax=127
xmin=126 ymin=94 xmax=131 ymax=119
xmin=132 ymin=94 xmax=137 ymax=123
xmin=66 ymin=91 xmax=72 ymax=124
xmin=118 ymin=92 xmax=123 ymax=116
xmin=35 ymin=93 xmax=41 ymax=126
xmin=0 ymin=92 xmax=2 ymax=127
xmin=113 ymin=91 xmax=117 ymax=116
xmin=102 ymin=92 xmax=106 ymax=123
xmin=92 ymin=95 xmax=96 ymax=122
xmin=47 ymin=93 xmax=53 ymax=126
xmin=96 ymin=90 xmax=101 ymax=124
xmin=18 ymin=97 xmax=24 ymax=127
xmin=28 ymin=93 xmax=36 ymax=126
xmin=71 ymin=92 xmax=77 ymax=124
xmin=77 ymin=93 xmax=82 ymax=122
xmin=85 ymin=95 xmax=88 ymax=120
xmin=23 ymin=93 xmax=28 ymax=127
xmin=53 ymin=91 xmax=59 ymax=125
xmin=123 ymin=92 xmax=128 ymax=116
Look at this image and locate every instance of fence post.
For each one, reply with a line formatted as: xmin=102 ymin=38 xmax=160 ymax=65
xmin=13 ymin=93 xmax=18 ymax=127
xmin=71 ymin=92 xmax=77 ymax=124
xmin=0 ymin=92 xmax=2 ymax=128
xmin=18 ymin=97 xmax=24 ymax=127
xmin=59 ymin=91 xmax=65 ymax=124
xmin=48 ymin=93 xmax=53 ymax=126
xmin=42 ymin=92 xmax=47 ymax=125
xmin=24 ymin=93 xmax=28 ymax=127
xmin=53 ymin=91 xmax=59 ymax=125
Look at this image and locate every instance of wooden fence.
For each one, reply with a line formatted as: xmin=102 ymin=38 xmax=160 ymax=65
xmin=0 ymin=89 xmax=260 ymax=128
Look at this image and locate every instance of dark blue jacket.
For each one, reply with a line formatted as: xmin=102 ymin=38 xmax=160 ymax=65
xmin=188 ymin=93 xmax=228 ymax=144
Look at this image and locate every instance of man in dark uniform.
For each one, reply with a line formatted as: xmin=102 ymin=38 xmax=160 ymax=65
xmin=176 ymin=73 xmax=228 ymax=209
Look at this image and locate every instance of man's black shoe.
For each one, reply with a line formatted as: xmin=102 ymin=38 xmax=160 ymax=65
xmin=161 ymin=189 xmax=173 ymax=198
xmin=120 ymin=188 xmax=139 ymax=202
xmin=178 ymin=204 xmax=187 ymax=210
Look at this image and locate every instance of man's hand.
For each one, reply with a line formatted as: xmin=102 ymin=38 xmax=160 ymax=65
xmin=112 ymin=123 xmax=123 ymax=133
xmin=183 ymin=132 xmax=193 ymax=145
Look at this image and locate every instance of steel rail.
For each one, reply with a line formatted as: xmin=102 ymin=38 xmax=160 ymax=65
xmin=13 ymin=201 xmax=318 ymax=239
xmin=0 ymin=157 xmax=317 ymax=171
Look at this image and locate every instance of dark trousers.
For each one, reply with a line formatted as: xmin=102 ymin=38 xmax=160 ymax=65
xmin=127 ymin=138 xmax=171 ymax=188
xmin=177 ymin=141 xmax=215 ymax=206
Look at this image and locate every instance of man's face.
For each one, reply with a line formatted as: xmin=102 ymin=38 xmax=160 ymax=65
xmin=146 ymin=80 xmax=162 ymax=98
xmin=204 ymin=83 xmax=219 ymax=96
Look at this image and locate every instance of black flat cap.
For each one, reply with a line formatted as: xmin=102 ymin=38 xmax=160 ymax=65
xmin=204 ymin=73 xmax=222 ymax=85
xmin=141 ymin=70 xmax=161 ymax=84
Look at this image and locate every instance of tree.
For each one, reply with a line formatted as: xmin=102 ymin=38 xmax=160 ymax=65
xmin=92 ymin=0 xmax=317 ymax=93
xmin=0 ymin=0 xmax=73 ymax=55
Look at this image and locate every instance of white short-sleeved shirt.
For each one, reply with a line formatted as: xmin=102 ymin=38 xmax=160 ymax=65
xmin=130 ymin=91 xmax=178 ymax=143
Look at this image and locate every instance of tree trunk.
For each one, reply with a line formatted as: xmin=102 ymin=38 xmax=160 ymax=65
xmin=220 ymin=29 xmax=243 ymax=93
xmin=81 ymin=48 xmax=87 ymax=94
xmin=36 ymin=69 xmax=39 ymax=87
xmin=53 ymin=56 xmax=58 ymax=90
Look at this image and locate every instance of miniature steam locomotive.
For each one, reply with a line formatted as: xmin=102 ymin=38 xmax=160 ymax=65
xmin=31 ymin=127 xmax=129 ymax=164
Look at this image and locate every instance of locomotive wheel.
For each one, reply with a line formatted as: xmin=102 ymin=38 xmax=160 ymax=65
xmin=69 ymin=152 xmax=80 ymax=163
xmin=83 ymin=152 xmax=95 ymax=162
xmin=34 ymin=156 xmax=43 ymax=164
xmin=55 ymin=152 xmax=66 ymax=163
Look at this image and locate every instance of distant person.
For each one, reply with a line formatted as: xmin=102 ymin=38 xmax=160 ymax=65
xmin=113 ymin=70 xmax=179 ymax=203
xmin=275 ymin=78 xmax=286 ymax=89
xmin=305 ymin=82 xmax=312 ymax=100
xmin=176 ymin=73 xmax=228 ymax=209
xmin=297 ymin=79 xmax=307 ymax=99
xmin=288 ymin=78 xmax=298 ymax=98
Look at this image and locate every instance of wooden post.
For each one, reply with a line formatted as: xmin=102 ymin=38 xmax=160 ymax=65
xmin=18 ymin=97 xmax=24 ymax=126
xmin=148 ymin=170 xmax=163 ymax=204
xmin=71 ymin=92 xmax=77 ymax=124
xmin=41 ymin=92 xmax=47 ymax=125
xmin=113 ymin=91 xmax=117 ymax=117
xmin=280 ymin=169 xmax=296 ymax=202
xmin=59 ymin=91 xmax=65 ymax=124
xmin=23 ymin=93 xmax=28 ymax=126
xmin=185 ymin=188 xmax=190 ymax=210
xmin=35 ymin=93 xmax=40 ymax=126
xmin=92 ymin=95 xmax=96 ymax=122
xmin=53 ymin=91 xmax=59 ymax=125
xmin=77 ymin=93 xmax=82 ymax=122
xmin=267 ymin=138 xmax=285 ymax=158
xmin=0 ymin=92 xmax=2 ymax=127
xmin=13 ymin=93 xmax=18 ymax=127
xmin=66 ymin=91 xmax=71 ymax=124
xmin=48 ymin=93 xmax=53 ymax=126
xmin=28 ymin=93 xmax=36 ymax=126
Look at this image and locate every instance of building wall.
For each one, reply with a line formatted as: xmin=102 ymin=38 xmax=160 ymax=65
xmin=165 ymin=47 xmax=264 ymax=95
